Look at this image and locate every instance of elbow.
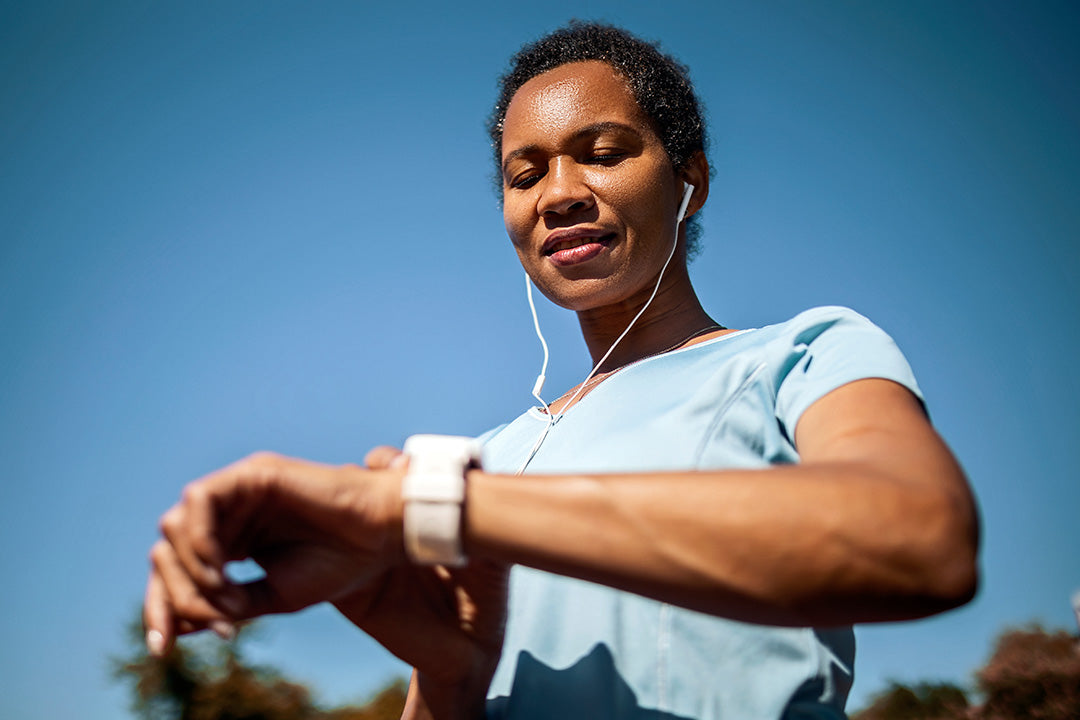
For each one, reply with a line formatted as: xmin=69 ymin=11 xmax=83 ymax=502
xmin=910 ymin=487 xmax=981 ymax=615
xmin=925 ymin=544 xmax=979 ymax=614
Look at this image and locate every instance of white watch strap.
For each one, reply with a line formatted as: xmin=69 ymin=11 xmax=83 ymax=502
xmin=401 ymin=434 xmax=481 ymax=566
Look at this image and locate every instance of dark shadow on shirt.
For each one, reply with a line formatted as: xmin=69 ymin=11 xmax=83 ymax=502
xmin=486 ymin=643 xmax=694 ymax=720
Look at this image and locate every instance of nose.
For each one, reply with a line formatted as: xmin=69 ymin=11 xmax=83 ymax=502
xmin=537 ymin=157 xmax=594 ymax=217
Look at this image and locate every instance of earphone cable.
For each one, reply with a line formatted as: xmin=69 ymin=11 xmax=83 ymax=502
xmin=516 ymin=183 xmax=694 ymax=475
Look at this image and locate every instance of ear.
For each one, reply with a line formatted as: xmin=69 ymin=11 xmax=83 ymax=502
xmin=678 ymin=151 xmax=710 ymax=220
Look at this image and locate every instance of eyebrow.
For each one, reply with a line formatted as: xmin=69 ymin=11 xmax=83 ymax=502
xmin=501 ymin=121 xmax=644 ymax=176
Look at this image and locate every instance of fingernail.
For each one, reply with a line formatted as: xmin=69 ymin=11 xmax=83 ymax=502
xmin=146 ymin=629 xmax=166 ymax=657
xmin=210 ymin=620 xmax=236 ymax=641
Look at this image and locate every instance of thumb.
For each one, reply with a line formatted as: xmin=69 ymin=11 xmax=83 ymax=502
xmin=365 ymin=445 xmax=406 ymax=470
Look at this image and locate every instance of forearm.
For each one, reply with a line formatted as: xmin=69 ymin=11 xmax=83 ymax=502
xmin=465 ymin=460 xmax=977 ymax=626
xmin=401 ymin=668 xmax=491 ymax=720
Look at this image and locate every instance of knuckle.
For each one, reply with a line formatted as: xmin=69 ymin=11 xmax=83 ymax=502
xmin=362 ymin=447 xmax=382 ymax=468
xmin=181 ymin=483 xmax=206 ymax=506
xmin=248 ymin=450 xmax=280 ymax=465
xmin=189 ymin=536 xmax=217 ymax=563
xmin=149 ymin=540 xmax=168 ymax=566
xmin=158 ymin=507 xmax=181 ymax=536
xmin=363 ymin=446 xmax=399 ymax=469
xmin=243 ymin=451 xmax=283 ymax=482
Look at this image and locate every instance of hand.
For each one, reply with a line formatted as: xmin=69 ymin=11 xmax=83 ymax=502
xmin=332 ymin=447 xmax=509 ymax=718
xmin=144 ymin=452 xmax=404 ymax=655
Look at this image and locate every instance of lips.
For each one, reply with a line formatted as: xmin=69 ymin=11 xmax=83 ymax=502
xmin=546 ymin=234 xmax=608 ymax=253
xmin=542 ymin=227 xmax=615 ymax=266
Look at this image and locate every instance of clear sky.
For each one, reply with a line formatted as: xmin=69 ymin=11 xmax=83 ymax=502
xmin=1 ymin=1 xmax=1077 ymax=718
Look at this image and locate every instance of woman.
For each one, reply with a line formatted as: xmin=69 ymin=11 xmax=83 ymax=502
xmin=145 ymin=23 xmax=978 ymax=720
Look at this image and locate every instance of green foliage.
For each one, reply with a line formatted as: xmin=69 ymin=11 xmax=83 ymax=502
xmin=111 ymin=617 xmax=406 ymax=720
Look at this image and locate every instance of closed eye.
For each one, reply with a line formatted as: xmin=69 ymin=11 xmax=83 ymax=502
xmin=585 ymin=151 xmax=626 ymax=164
xmin=509 ymin=171 xmax=544 ymax=190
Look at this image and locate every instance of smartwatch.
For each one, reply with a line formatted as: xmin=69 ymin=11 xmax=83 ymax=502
xmin=401 ymin=434 xmax=482 ymax=566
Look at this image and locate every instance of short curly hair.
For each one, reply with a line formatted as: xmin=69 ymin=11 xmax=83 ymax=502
xmin=488 ymin=22 xmax=711 ymax=254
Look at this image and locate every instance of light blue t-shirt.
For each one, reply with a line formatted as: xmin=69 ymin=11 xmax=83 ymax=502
xmin=480 ymin=307 xmax=922 ymax=720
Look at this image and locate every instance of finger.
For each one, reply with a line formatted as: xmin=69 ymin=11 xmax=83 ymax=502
xmin=150 ymin=538 xmax=234 ymax=626
xmin=447 ymin=561 xmax=509 ymax=644
xmin=365 ymin=446 xmax=405 ymax=470
xmin=159 ymin=501 xmax=225 ymax=592
xmin=143 ymin=567 xmax=173 ymax=657
xmin=146 ymin=559 xmax=218 ymax=653
xmin=178 ymin=480 xmax=230 ymax=582
xmin=163 ymin=456 xmax=271 ymax=584
xmin=205 ymin=452 xmax=293 ymax=555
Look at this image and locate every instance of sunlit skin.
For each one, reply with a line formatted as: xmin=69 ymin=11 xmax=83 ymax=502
xmin=501 ymin=61 xmax=682 ymax=306
xmin=500 ymin=61 xmax=724 ymax=375
xmin=143 ymin=60 xmax=979 ymax=720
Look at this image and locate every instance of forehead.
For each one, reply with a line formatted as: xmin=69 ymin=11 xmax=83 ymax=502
xmin=501 ymin=61 xmax=651 ymax=156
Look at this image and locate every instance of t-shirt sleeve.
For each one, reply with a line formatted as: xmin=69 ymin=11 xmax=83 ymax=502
xmin=772 ymin=306 xmax=923 ymax=441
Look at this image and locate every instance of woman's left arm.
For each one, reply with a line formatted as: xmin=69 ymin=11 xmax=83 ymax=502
xmin=465 ymin=377 xmax=979 ymax=626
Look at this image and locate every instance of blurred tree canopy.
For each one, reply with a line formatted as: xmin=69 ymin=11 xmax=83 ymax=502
xmin=111 ymin=618 xmax=405 ymax=720
xmin=851 ymin=681 xmax=970 ymax=720
xmin=976 ymin=624 xmax=1080 ymax=720
xmin=853 ymin=624 xmax=1080 ymax=720
xmin=113 ymin=617 xmax=1078 ymax=719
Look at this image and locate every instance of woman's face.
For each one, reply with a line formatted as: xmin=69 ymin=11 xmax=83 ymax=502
xmin=500 ymin=61 xmax=685 ymax=312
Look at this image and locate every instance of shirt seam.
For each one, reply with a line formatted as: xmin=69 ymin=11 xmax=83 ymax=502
xmin=693 ymin=361 xmax=768 ymax=465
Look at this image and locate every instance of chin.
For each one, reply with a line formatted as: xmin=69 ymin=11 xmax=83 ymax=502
xmin=536 ymin=277 xmax=637 ymax=313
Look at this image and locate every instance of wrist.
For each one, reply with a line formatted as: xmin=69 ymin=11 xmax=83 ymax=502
xmin=339 ymin=462 xmax=408 ymax=566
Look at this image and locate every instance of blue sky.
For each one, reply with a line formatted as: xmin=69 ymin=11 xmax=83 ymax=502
xmin=1 ymin=1 xmax=1077 ymax=717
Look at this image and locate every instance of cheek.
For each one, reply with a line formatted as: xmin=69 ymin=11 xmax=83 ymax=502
xmin=502 ymin=201 xmax=532 ymax=251
xmin=503 ymin=211 xmax=534 ymax=274
xmin=597 ymin=160 xmax=671 ymax=221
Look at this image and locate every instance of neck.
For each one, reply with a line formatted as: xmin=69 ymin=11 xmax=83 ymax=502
xmin=575 ymin=262 xmax=718 ymax=372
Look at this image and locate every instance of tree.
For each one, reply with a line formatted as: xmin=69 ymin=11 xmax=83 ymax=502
xmin=851 ymin=680 xmax=969 ymax=720
xmin=852 ymin=623 xmax=1080 ymax=720
xmin=111 ymin=617 xmax=406 ymax=720
xmin=975 ymin=624 xmax=1080 ymax=720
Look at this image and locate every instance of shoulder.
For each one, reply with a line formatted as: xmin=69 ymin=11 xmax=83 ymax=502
xmin=751 ymin=306 xmax=907 ymax=366
xmin=761 ymin=305 xmax=886 ymax=342
xmin=625 ymin=306 xmax=905 ymax=400
xmin=752 ymin=307 xmax=923 ymax=438
xmin=707 ymin=306 xmax=902 ymax=376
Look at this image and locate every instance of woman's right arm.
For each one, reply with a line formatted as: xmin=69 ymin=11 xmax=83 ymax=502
xmin=143 ymin=449 xmax=506 ymax=720
xmin=330 ymin=446 xmax=506 ymax=720
xmin=331 ymin=562 xmax=505 ymax=720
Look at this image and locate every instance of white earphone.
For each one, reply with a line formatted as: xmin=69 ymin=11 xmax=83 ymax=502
xmin=676 ymin=181 xmax=694 ymax=224
xmin=519 ymin=181 xmax=695 ymax=473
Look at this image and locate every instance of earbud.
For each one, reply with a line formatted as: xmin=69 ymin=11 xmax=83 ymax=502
xmin=676 ymin=182 xmax=694 ymax=224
